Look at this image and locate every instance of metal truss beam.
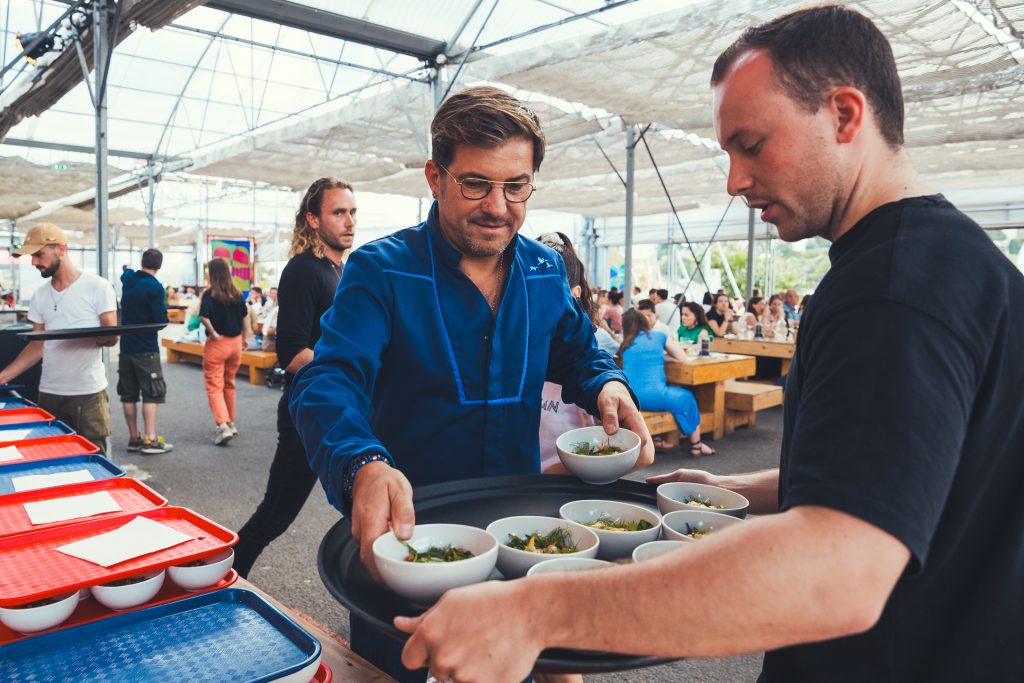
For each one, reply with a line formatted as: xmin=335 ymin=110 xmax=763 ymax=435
xmin=206 ymin=0 xmax=445 ymax=61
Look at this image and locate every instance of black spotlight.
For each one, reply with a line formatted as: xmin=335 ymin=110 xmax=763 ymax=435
xmin=15 ymin=32 xmax=55 ymax=64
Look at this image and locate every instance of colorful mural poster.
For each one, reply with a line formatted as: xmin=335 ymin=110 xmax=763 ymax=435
xmin=209 ymin=238 xmax=253 ymax=294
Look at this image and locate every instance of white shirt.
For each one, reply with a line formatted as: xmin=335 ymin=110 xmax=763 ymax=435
xmin=27 ymin=273 xmax=117 ymax=395
xmin=538 ymin=381 xmax=595 ymax=472
xmin=655 ymin=300 xmax=679 ymax=327
xmin=652 ymin=320 xmax=675 ymax=338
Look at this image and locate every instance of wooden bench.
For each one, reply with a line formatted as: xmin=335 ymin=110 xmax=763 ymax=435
xmin=724 ymin=380 xmax=783 ymax=433
xmin=166 ymin=309 xmax=186 ymax=324
xmin=641 ymin=410 xmax=716 ymax=449
xmin=161 ymin=338 xmax=278 ymax=385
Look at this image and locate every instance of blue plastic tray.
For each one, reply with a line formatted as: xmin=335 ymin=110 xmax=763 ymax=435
xmin=0 ymin=420 xmax=75 ymax=441
xmin=0 ymin=454 xmax=123 ymax=495
xmin=0 ymin=397 xmax=34 ymax=410
xmin=0 ymin=588 xmax=322 ymax=682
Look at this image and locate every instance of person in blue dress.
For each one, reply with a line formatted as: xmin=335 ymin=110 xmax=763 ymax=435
xmin=618 ymin=309 xmax=715 ymax=457
xmin=289 ymin=85 xmax=653 ymax=682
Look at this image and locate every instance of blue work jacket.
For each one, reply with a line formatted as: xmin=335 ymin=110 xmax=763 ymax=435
xmin=290 ymin=204 xmax=630 ymax=513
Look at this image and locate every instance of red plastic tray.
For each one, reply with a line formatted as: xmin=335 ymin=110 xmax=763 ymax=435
xmin=0 ymin=569 xmax=239 ymax=644
xmin=313 ymin=663 xmax=332 ymax=682
xmin=0 ymin=408 xmax=55 ymax=425
xmin=0 ymin=435 xmax=100 ymax=462
xmin=0 ymin=478 xmax=168 ymax=539
xmin=0 ymin=506 xmax=238 ymax=606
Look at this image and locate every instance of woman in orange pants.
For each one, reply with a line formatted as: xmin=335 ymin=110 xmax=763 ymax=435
xmin=199 ymin=258 xmax=252 ymax=446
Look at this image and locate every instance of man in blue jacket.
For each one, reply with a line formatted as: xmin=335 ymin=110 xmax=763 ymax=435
xmin=118 ymin=249 xmax=171 ymax=454
xmin=290 ymin=85 xmax=653 ymax=680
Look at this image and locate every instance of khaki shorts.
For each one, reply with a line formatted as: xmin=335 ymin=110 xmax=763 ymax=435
xmin=117 ymin=352 xmax=167 ymax=404
xmin=38 ymin=389 xmax=110 ymax=448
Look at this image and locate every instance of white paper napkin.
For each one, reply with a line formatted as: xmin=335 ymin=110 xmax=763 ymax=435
xmin=0 ymin=429 xmax=34 ymax=442
xmin=0 ymin=445 xmax=23 ymax=462
xmin=11 ymin=469 xmax=94 ymax=493
xmin=55 ymin=516 xmax=195 ymax=567
xmin=23 ymin=490 xmax=123 ymax=525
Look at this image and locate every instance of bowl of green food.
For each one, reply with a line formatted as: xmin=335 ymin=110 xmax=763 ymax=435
xmin=372 ymin=523 xmax=498 ymax=603
xmin=486 ymin=515 xmax=600 ymax=578
xmin=555 ymin=426 xmax=641 ymax=485
xmin=656 ymin=482 xmax=749 ymax=518
xmin=559 ymin=499 xmax=662 ymax=560
xmin=662 ymin=509 xmax=744 ymax=542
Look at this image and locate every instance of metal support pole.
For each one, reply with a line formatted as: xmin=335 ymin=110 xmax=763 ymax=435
xmin=147 ymin=160 xmax=156 ymax=246
xmin=746 ymin=206 xmax=755 ymax=300
xmin=623 ymin=125 xmax=635 ymax=304
xmin=94 ymin=0 xmax=110 ymax=280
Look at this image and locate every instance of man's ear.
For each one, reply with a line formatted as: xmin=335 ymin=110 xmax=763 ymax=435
xmin=424 ymin=160 xmax=442 ymax=199
xmin=830 ymin=86 xmax=865 ymax=144
xmin=306 ymin=212 xmax=320 ymax=230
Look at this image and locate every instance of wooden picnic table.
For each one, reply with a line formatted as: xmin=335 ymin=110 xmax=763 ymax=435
xmin=664 ymin=354 xmax=757 ymax=440
xmin=712 ymin=337 xmax=795 ymax=376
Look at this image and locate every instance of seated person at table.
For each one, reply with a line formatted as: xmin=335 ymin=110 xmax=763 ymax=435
xmin=763 ymin=293 xmax=789 ymax=336
xmin=743 ymin=295 xmax=767 ymax=331
xmin=636 ymin=298 xmax=674 ymax=337
xmin=678 ymin=302 xmax=714 ymax=344
xmin=605 ymin=289 xmax=624 ymax=333
xmin=706 ymin=292 xmax=738 ymax=337
xmin=619 ymin=309 xmax=714 ymax=456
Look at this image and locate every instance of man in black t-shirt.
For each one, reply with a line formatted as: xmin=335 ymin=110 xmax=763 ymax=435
xmin=233 ymin=177 xmax=355 ymax=578
xmin=394 ymin=7 xmax=1024 ymax=683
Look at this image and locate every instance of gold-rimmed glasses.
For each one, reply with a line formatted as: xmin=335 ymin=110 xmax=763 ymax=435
xmin=435 ymin=162 xmax=536 ymax=203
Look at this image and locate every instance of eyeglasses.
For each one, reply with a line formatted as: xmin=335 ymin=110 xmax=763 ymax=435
xmin=435 ymin=162 xmax=536 ymax=203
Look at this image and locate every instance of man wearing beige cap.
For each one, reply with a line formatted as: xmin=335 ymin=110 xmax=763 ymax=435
xmin=0 ymin=224 xmax=118 ymax=451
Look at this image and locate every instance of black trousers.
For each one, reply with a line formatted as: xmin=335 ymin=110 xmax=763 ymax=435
xmin=234 ymin=385 xmax=318 ymax=578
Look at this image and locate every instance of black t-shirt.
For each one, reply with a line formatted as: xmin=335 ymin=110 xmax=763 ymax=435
xmin=275 ymin=250 xmax=343 ymax=373
xmin=199 ymin=292 xmax=247 ymax=337
xmin=762 ymin=196 xmax=1024 ymax=681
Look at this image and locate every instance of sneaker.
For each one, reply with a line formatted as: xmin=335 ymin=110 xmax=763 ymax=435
xmin=213 ymin=423 xmax=234 ymax=446
xmin=227 ymin=422 xmax=239 ymax=436
xmin=140 ymin=437 xmax=173 ymax=455
xmin=127 ymin=437 xmax=144 ymax=452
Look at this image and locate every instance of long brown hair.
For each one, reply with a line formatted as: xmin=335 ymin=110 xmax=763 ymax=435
xmin=206 ymin=258 xmax=241 ymax=304
xmin=616 ymin=309 xmax=650 ymax=357
xmin=290 ymin=177 xmax=354 ymax=258
xmin=537 ymin=232 xmax=597 ymax=327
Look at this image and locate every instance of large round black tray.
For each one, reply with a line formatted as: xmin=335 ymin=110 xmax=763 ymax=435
xmin=17 ymin=323 xmax=167 ymax=341
xmin=318 ymin=474 xmax=674 ymax=674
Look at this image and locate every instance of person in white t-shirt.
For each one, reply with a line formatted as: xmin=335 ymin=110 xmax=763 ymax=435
xmin=0 ymin=224 xmax=118 ymax=450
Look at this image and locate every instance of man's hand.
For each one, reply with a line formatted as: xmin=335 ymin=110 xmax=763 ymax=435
xmin=350 ymin=460 xmax=415 ymax=582
xmin=596 ymin=380 xmax=654 ymax=468
xmin=646 ymin=468 xmax=720 ymax=487
xmin=395 ymin=580 xmax=541 ymax=683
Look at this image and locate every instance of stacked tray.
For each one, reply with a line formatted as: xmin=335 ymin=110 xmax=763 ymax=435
xmin=0 ymin=435 xmax=101 ymax=466
xmin=0 ymin=397 xmax=36 ymax=410
xmin=0 ymin=420 xmax=75 ymax=442
xmin=0 ymin=507 xmax=237 ymax=606
xmin=0 ymin=408 xmax=55 ymax=426
xmin=0 ymin=588 xmax=321 ymax=682
xmin=0 ymin=477 xmax=168 ymax=539
xmin=0 ymin=454 xmax=123 ymax=496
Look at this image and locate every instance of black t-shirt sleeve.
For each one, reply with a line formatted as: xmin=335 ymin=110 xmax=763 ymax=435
xmin=782 ymin=300 xmax=977 ymax=571
xmin=199 ymin=291 xmax=212 ymax=319
xmin=275 ymin=256 xmax=319 ymax=369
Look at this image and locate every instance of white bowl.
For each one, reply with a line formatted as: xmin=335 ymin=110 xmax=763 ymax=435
xmin=372 ymin=524 xmax=498 ymax=603
xmin=0 ymin=590 xmax=78 ymax=634
xmin=526 ymin=557 xmax=612 ymax=576
xmin=662 ymin=509 xmax=745 ymax=542
xmin=558 ymin=499 xmax=661 ymax=560
xmin=168 ymin=549 xmax=235 ymax=591
xmin=656 ymin=482 xmax=750 ymax=518
xmin=632 ymin=540 xmax=688 ymax=563
xmin=90 ymin=569 xmax=165 ymax=610
xmin=485 ymin=515 xmax=600 ymax=578
xmin=555 ymin=426 xmax=641 ymax=485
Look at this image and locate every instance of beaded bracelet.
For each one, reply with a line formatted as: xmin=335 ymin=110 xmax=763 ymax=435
xmin=342 ymin=452 xmax=394 ymax=504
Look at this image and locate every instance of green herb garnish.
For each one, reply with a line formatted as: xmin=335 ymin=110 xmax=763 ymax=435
xmin=570 ymin=439 xmax=623 ymax=456
xmin=683 ymin=523 xmax=709 ymax=539
xmin=506 ymin=528 xmax=578 ymax=554
xmin=581 ymin=515 xmax=654 ymax=532
xmin=682 ymin=495 xmax=724 ymax=510
xmin=404 ymin=543 xmax=474 ymax=563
